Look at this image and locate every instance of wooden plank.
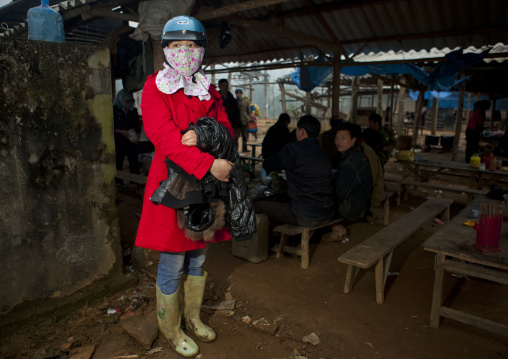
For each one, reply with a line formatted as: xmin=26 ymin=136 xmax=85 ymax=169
xmin=274 ymin=218 xmax=342 ymax=236
xmin=339 ymin=198 xmax=452 ymax=268
xmin=444 ymin=260 xmax=508 ymax=285
xmin=439 ymin=307 xmax=508 ymax=337
xmin=401 ymin=180 xmax=487 ymax=195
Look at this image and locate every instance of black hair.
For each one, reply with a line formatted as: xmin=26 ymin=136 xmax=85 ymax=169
xmin=330 ymin=116 xmax=344 ymax=129
xmin=278 ymin=113 xmax=290 ymax=124
xmin=368 ymin=113 xmax=382 ymax=125
xmin=336 ymin=122 xmax=361 ymax=140
xmin=235 ymin=89 xmax=243 ymax=94
xmin=218 ymin=79 xmax=228 ymax=85
xmin=297 ymin=115 xmax=321 ymax=138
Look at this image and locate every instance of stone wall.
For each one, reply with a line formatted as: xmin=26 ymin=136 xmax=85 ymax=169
xmin=0 ymin=38 xmax=122 ymax=315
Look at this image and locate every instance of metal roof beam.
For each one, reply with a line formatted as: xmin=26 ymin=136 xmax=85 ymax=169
xmin=229 ymin=16 xmax=342 ymax=52
xmin=206 ymin=52 xmax=508 ymax=74
xmin=259 ymin=0 xmax=404 ymax=21
xmin=341 ymin=25 xmax=508 ymax=45
xmin=207 ymin=44 xmax=318 ymax=63
xmin=194 ymin=0 xmax=292 ymax=21
xmin=81 ymin=8 xmax=138 ymax=21
xmin=302 ymin=0 xmax=348 ymax=59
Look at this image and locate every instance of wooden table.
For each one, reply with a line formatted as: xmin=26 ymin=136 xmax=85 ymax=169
xmin=246 ymin=142 xmax=263 ymax=158
xmin=423 ymin=196 xmax=508 ymax=336
xmin=400 ymin=159 xmax=508 ymax=190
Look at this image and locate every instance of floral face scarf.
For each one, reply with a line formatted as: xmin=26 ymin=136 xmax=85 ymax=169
xmin=156 ymin=46 xmax=211 ymax=101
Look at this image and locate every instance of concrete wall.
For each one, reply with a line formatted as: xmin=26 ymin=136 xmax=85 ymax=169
xmin=0 ymin=38 xmax=122 ymax=315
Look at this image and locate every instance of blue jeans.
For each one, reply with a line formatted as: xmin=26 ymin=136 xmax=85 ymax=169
xmin=157 ymin=245 xmax=209 ymax=295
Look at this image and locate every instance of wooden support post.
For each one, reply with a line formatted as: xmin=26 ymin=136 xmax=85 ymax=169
xmin=276 ymin=234 xmax=288 ymax=258
xmin=279 ymin=82 xmax=287 ymax=114
xmin=300 ymin=229 xmax=311 ymax=269
xmin=305 ymin=92 xmax=312 ymax=115
xmin=389 ymin=76 xmax=395 ymax=129
xmin=375 ymin=251 xmax=393 ymax=304
xmin=377 ymin=78 xmax=384 ymax=119
xmin=396 ymin=77 xmax=406 ymax=135
xmin=344 ymin=265 xmax=360 ymax=293
xmin=465 ymin=93 xmax=471 ymax=125
xmin=491 ymin=98 xmax=497 ymax=131
xmin=452 ymin=80 xmax=466 ymax=161
xmin=431 ymin=96 xmax=439 ymax=135
xmin=264 ymin=72 xmax=268 ymax=119
xmin=249 ymin=75 xmax=253 ymax=100
xmin=151 ymin=37 xmax=164 ymax=72
xmin=331 ymin=52 xmax=341 ymax=119
xmin=412 ymin=88 xmax=425 ymax=147
xmin=430 ymin=253 xmax=446 ymax=328
xmin=350 ymin=76 xmax=360 ymax=124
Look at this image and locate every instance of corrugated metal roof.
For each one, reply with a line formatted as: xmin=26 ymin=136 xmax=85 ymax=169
xmin=1 ymin=0 xmax=506 ymax=64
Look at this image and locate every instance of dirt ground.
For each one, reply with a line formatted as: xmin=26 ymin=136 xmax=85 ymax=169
xmin=1 ymin=123 xmax=507 ymax=359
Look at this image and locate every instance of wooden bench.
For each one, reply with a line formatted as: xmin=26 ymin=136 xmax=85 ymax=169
xmin=274 ymin=218 xmax=343 ymax=269
xmin=399 ymin=180 xmax=487 ymax=201
xmin=239 ymin=154 xmax=264 ymax=172
xmin=381 ymin=191 xmax=393 ymax=225
xmin=338 ymin=197 xmax=453 ymax=304
xmin=115 ymin=170 xmax=148 ymax=200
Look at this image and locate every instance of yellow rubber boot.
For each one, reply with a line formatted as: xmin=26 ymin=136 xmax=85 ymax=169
xmin=180 ymin=271 xmax=217 ymax=342
xmin=156 ymin=285 xmax=199 ymax=357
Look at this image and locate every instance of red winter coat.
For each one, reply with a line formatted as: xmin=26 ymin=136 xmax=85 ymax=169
xmin=135 ymin=73 xmax=233 ymax=252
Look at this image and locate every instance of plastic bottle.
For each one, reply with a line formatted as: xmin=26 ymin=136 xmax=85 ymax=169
xmin=28 ymin=0 xmax=65 ymax=43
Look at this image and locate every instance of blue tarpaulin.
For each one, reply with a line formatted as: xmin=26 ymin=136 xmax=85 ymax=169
xmin=289 ymin=56 xmax=333 ymax=92
xmin=409 ymin=90 xmax=508 ymax=110
xmin=342 ymin=63 xmax=429 ymax=84
xmin=341 ymin=48 xmax=491 ymax=91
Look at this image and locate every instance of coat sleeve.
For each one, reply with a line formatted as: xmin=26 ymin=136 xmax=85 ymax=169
xmin=140 ymin=76 xmax=215 ymax=180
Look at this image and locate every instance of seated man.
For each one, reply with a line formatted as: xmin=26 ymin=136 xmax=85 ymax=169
xmin=327 ymin=122 xmax=371 ymax=240
xmin=261 ymin=113 xmax=291 ymax=159
xmin=255 ymin=115 xmax=335 ymax=227
xmin=363 ymin=113 xmax=390 ymax=167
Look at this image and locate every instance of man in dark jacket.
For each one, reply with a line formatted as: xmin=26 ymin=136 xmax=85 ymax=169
xmin=334 ymin=122 xmax=371 ymax=219
xmin=261 ymin=113 xmax=290 ymax=159
xmin=218 ymin=79 xmax=242 ymax=148
xmin=255 ymin=115 xmax=335 ymax=227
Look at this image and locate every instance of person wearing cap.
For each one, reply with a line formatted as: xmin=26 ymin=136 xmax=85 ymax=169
xmin=235 ymin=88 xmax=251 ymax=152
xmin=135 ymin=15 xmax=235 ymax=357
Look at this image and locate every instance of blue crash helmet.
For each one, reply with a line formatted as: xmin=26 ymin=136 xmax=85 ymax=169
xmin=161 ymin=15 xmax=207 ymax=48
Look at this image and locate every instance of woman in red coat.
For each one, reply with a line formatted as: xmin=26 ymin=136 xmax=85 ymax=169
xmin=135 ymin=16 xmax=234 ymax=358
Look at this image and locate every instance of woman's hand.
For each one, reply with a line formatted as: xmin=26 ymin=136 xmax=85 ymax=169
xmin=210 ymin=159 xmax=235 ymax=182
xmin=181 ymin=130 xmax=197 ymax=146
